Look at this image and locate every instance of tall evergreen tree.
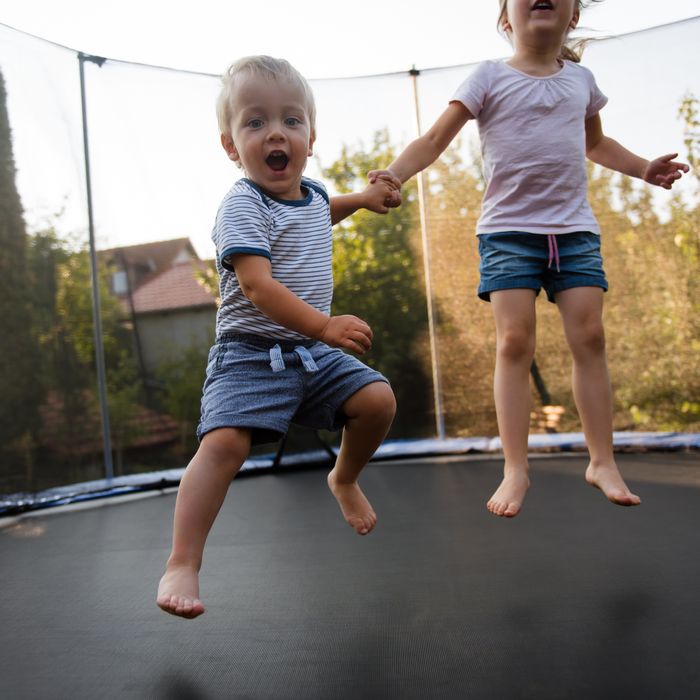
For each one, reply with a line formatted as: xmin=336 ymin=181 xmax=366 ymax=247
xmin=0 ymin=69 xmax=42 ymax=486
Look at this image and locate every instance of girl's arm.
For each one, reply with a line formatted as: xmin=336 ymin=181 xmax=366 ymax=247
xmin=369 ymin=101 xmax=473 ymax=185
xmin=233 ymin=254 xmax=373 ymax=353
xmin=585 ymin=113 xmax=689 ymax=190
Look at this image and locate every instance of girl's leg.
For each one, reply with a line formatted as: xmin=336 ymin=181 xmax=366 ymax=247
xmin=556 ymin=287 xmax=640 ymax=506
xmin=327 ymin=381 xmax=396 ymax=535
xmin=487 ymin=289 xmax=537 ymax=517
xmin=157 ymin=427 xmax=251 ymax=618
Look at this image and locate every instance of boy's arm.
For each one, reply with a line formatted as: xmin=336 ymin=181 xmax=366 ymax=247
xmin=369 ymin=101 xmax=473 ymax=185
xmin=232 ymin=254 xmax=373 ymax=353
xmin=585 ymin=113 xmax=689 ymax=189
xmin=330 ymin=179 xmax=400 ymax=225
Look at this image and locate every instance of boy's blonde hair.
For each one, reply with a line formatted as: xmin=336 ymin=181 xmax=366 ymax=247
xmin=497 ymin=0 xmax=603 ymax=63
xmin=216 ymin=55 xmax=317 ymax=138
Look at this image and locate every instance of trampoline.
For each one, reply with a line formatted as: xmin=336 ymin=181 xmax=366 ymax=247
xmin=2 ymin=451 xmax=700 ymax=699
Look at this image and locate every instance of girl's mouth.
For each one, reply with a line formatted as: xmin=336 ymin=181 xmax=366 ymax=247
xmin=266 ymin=151 xmax=289 ymax=171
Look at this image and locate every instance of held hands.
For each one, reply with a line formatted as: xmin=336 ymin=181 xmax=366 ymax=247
xmin=367 ymin=168 xmax=403 ymax=211
xmin=643 ymin=153 xmax=690 ymax=190
xmin=361 ymin=177 xmax=402 ymax=213
xmin=320 ymin=315 xmax=373 ymax=354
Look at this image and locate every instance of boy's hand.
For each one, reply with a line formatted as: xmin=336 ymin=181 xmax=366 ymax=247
xmin=643 ymin=153 xmax=689 ymax=190
xmin=320 ymin=315 xmax=373 ymax=354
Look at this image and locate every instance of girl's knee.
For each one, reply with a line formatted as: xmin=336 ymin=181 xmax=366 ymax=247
xmin=570 ymin=323 xmax=606 ymax=358
xmin=497 ymin=329 xmax=535 ymax=363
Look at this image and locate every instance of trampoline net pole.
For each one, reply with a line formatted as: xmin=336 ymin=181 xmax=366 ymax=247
xmin=78 ymin=52 xmax=114 ymax=481
xmin=410 ymin=67 xmax=446 ymax=441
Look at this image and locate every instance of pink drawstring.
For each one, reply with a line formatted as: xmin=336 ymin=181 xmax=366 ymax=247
xmin=547 ymin=234 xmax=560 ymax=272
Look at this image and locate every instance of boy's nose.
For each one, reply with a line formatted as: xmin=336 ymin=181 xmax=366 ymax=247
xmin=266 ymin=122 xmax=286 ymax=141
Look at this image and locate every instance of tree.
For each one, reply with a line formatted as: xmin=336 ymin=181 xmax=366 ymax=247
xmin=157 ymin=343 xmax=209 ymax=461
xmin=679 ymin=92 xmax=700 ymax=180
xmin=25 ymin=226 xmax=146 ymax=485
xmin=386 ymin=129 xmax=700 ymax=437
xmin=0 ymin=69 xmax=42 ymax=490
xmin=324 ymin=131 xmax=433 ymax=437
xmin=418 ymin=138 xmax=500 ymax=436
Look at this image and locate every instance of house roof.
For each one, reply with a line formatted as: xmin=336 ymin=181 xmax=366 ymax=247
xmin=38 ymin=391 xmax=180 ymax=455
xmin=100 ymin=238 xmax=197 ymax=270
xmin=130 ymin=260 xmax=217 ymax=314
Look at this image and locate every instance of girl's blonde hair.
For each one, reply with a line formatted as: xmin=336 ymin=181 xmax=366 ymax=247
xmin=497 ymin=0 xmax=603 ymax=63
xmin=216 ymin=55 xmax=317 ymax=138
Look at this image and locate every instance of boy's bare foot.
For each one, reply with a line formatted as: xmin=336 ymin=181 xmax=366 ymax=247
xmin=487 ymin=469 xmax=530 ymax=518
xmin=585 ymin=463 xmax=641 ymax=506
xmin=157 ymin=563 xmax=205 ymax=619
xmin=327 ymin=468 xmax=377 ymax=535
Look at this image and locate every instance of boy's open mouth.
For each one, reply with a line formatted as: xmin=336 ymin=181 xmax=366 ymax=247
xmin=266 ymin=151 xmax=289 ymax=171
xmin=531 ymin=0 xmax=554 ymax=10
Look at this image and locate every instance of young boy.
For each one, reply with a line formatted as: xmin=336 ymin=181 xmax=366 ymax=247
xmin=157 ymin=56 xmax=398 ymax=619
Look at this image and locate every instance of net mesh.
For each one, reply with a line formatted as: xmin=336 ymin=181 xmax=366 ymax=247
xmin=1 ymin=18 xmax=698 ymax=493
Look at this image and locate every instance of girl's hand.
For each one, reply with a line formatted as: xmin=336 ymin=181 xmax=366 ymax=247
xmin=368 ymin=168 xmax=402 ymax=191
xmin=643 ymin=153 xmax=690 ymax=190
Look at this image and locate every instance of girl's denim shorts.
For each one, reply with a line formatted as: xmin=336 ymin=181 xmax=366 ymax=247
xmin=197 ymin=333 xmax=389 ymax=445
xmin=477 ymin=231 xmax=608 ymax=303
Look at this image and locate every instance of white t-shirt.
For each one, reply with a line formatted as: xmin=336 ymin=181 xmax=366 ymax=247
xmin=452 ymin=59 xmax=608 ymax=236
xmin=212 ymin=177 xmax=333 ymax=341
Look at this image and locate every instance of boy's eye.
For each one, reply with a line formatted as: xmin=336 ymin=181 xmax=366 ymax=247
xmin=247 ymin=118 xmax=264 ymax=128
xmin=284 ymin=117 xmax=301 ymax=127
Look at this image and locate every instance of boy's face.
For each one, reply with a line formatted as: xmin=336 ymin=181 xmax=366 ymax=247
xmin=221 ymin=73 xmax=315 ymax=200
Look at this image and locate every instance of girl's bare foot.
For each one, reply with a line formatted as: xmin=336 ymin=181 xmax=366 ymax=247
xmin=327 ymin=468 xmax=377 ymax=535
xmin=487 ymin=469 xmax=530 ymax=518
xmin=157 ymin=563 xmax=205 ymax=619
xmin=585 ymin=463 xmax=641 ymax=506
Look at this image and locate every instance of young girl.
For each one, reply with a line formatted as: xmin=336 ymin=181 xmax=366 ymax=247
xmin=370 ymin=0 xmax=688 ymax=517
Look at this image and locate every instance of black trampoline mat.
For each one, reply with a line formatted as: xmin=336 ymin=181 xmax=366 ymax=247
xmin=2 ymin=453 xmax=700 ymax=699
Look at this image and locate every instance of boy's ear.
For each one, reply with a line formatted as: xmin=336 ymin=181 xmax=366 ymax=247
xmin=307 ymin=128 xmax=316 ymax=157
xmin=220 ymin=133 xmax=239 ymax=162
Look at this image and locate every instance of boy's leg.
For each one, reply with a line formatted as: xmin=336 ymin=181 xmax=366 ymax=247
xmin=327 ymin=381 xmax=396 ymax=535
xmin=157 ymin=427 xmax=251 ymax=618
xmin=556 ymin=286 xmax=640 ymax=506
xmin=487 ymin=289 xmax=537 ymax=517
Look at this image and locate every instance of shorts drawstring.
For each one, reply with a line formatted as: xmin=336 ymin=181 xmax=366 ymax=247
xmin=269 ymin=344 xmax=319 ymax=373
xmin=547 ymin=234 xmax=560 ymax=272
xmin=293 ymin=346 xmax=319 ymax=373
xmin=269 ymin=345 xmax=285 ymax=372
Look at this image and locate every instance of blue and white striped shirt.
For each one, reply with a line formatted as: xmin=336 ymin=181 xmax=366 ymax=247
xmin=212 ymin=177 xmax=333 ymax=340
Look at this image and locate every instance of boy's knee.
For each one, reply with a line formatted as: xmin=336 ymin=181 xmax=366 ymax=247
xmin=199 ymin=428 xmax=251 ymax=469
xmin=374 ymin=383 xmax=397 ymax=421
xmin=349 ymin=382 xmax=396 ymax=424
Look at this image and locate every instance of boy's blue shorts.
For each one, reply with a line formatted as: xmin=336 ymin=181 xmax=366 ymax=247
xmin=477 ymin=231 xmax=608 ymax=303
xmin=197 ymin=333 xmax=389 ymax=445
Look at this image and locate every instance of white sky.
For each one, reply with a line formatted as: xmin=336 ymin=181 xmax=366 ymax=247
xmin=2 ymin=0 xmax=699 ymax=78
xmin=1 ymin=1 xmax=699 ymax=256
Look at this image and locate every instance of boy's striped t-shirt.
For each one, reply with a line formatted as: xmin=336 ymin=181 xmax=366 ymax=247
xmin=212 ymin=177 xmax=333 ymax=341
